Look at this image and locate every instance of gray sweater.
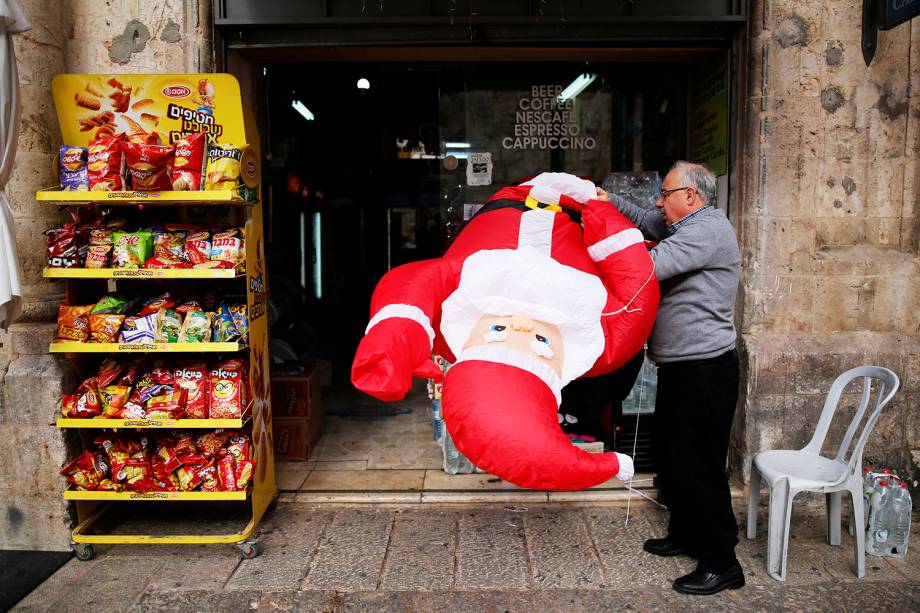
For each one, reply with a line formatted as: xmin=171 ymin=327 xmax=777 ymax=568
xmin=610 ymin=196 xmax=741 ymax=364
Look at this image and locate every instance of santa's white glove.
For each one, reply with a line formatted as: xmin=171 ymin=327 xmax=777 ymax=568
xmin=614 ymin=453 xmax=635 ymax=482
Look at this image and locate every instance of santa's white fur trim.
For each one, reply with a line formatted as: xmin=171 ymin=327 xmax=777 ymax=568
xmin=440 ymin=247 xmax=606 ymax=385
xmin=587 ymin=228 xmax=644 ymax=262
xmin=456 ymin=345 xmax=563 ymax=405
xmin=521 ymin=172 xmax=597 ymax=204
xmin=614 ymin=453 xmax=635 ymax=482
xmin=366 ymin=304 xmax=435 ymax=347
xmin=518 ymin=209 xmax=554 ymax=255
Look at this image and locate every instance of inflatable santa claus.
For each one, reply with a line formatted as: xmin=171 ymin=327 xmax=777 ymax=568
xmin=352 ymin=172 xmax=659 ymax=490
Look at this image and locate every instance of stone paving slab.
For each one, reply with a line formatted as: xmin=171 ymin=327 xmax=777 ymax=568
xmin=12 ymin=503 xmax=920 ymax=612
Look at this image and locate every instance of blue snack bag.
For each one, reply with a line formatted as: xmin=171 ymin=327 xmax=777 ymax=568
xmin=59 ymin=146 xmax=89 ymax=191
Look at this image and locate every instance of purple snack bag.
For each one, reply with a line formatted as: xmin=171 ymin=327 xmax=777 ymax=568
xmin=59 ymin=146 xmax=89 ymax=191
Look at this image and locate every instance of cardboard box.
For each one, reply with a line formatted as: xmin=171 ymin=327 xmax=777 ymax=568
xmin=271 ymin=366 xmax=322 ymax=418
xmin=273 ymin=417 xmax=323 ymax=461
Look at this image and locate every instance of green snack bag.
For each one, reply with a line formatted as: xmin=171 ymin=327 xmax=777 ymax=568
xmin=91 ymin=294 xmax=127 ymax=315
xmin=112 ymin=231 xmax=151 ymax=268
xmin=155 ymin=308 xmax=181 ymax=343
xmin=179 ymin=311 xmax=211 ymax=343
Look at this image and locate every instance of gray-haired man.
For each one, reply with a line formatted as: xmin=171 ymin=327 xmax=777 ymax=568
xmin=598 ymin=161 xmax=743 ymax=595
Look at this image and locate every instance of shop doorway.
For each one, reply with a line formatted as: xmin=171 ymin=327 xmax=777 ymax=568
xmin=261 ymin=55 xmax=731 ymax=497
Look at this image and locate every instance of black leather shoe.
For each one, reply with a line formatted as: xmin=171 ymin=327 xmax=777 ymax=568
xmin=643 ymin=537 xmax=693 ymax=557
xmin=673 ymin=561 xmax=745 ymax=595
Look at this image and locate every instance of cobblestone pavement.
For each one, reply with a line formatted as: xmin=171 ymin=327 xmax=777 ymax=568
xmin=13 ymin=502 xmax=920 ymax=612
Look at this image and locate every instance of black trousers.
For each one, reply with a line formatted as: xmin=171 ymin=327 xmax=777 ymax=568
xmin=653 ymin=349 xmax=740 ymax=570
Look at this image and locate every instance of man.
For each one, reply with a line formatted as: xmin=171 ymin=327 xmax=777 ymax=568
xmin=599 ymin=161 xmax=743 ymax=595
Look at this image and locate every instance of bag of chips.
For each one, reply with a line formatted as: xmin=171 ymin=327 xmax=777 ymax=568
xmin=60 ymin=451 xmax=108 ymax=490
xmin=100 ymin=384 xmax=132 ymax=417
xmin=184 ymin=231 xmax=211 ymax=265
xmin=59 ymin=146 xmax=89 ymax=191
xmin=208 ymin=359 xmax=244 ymax=419
xmin=153 ymin=230 xmax=186 ymax=260
xmin=45 ymin=225 xmax=81 ymax=268
xmin=198 ymin=462 xmax=221 ymax=492
xmin=119 ymin=313 xmax=157 ymax=343
xmin=171 ymin=132 xmax=207 ymax=190
xmin=146 ymin=388 xmax=188 ymax=420
xmin=55 ymin=304 xmax=93 ymax=342
xmin=155 ymin=308 xmax=181 ymax=343
xmin=138 ymin=293 xmax=175 ymax=316
xmin=205 ymin=144 xmax=247 ymax=191
xmin=229 ymin=304 xmax=249 ymax=346
xmin=212 ymin=304 xmax=240 ymax=342
xmin=179 ymin=311 xmax=211 ymax=343
xmin=87 ymin=134 xmax=126 ymax=191
xmin=235 ymin=459 xmax=255 ymax=490
xmin=88 ymin=313 xmax=124 ymax=343
xmin=175 ymin=362 xmax=209 ymax=419
xmin=84 ymin=245 xmax=111 ymax=268
xmin=124 ymin=142 xmax=175 ymax=191
xmin=217 ymin=455 xmax=237 ymax=491
xmin=112 ymin=231 xmax=153 ymax=268
xmin=210 ymin=231 xmax=243 ymax=265
xmin=92 ymin=294 xmax=127 ymax=315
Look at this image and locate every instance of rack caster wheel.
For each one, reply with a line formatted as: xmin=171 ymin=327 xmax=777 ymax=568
xmin=238 ymin=541 xmax=259 ymax=559
xmin=72 ymin=544 xmax=94 ymax=561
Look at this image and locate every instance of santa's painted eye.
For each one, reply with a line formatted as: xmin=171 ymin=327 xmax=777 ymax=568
xmin=535 ymin=334 xmax=550 ymax=346
xmin=490 ymin=324 xmax=506 ymax=332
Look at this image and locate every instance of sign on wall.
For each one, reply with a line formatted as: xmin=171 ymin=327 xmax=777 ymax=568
xmin=689 ymin=55 xmax=729 ymax=177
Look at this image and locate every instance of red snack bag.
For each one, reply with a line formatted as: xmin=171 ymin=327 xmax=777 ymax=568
xmin=175 ymin=362 xmax=209 ymax=419
xmin=45 ymin=225 xmax=80 ymax=268
xmin=146 ymin=388 xmax=188 ymax=420
xmin=184 ymin=231 xmax=211 ymax=265
xmin=100 ymin=385 xmax=132 ymax=418
xmin=174 ymin=434 xmax=197 ymax=456
xmin=225 ymin=432 xmax=251 ymax=462
xmin=217 ymin=454 xmax=237 ymax=491
xmin=175 ymin=465 xmax=202 ymax=491
xmin=60 ymin=394 xmax=78 ymax=418
xmin=123 ymin=142 xmax=174 ymax=191
xmin=235 ymin=459 xmax=254 ymax=490
xmin=72 ymin=377 xmax=102 ymax=417
xmin=139 ymin=293 xmax=175 ymax=317
xmin=208 ymin=359 xmax=244 ymax=419
xmin=155 ymin=445 xmax=182 ymax=475
xmin=198 ymin=462 xmax=220 ymax=492
xmin=196 ymin=431 xmax=229 ymax=456
xmin=97 ymin=359 xmax=124 ymax=388
xmin=171 ymin=132 xmax=207 ymax=190
xmin=60 ymin=451 xmax=108 ymax=490
xmin=87 ymin=134 xmax=126 ymax=191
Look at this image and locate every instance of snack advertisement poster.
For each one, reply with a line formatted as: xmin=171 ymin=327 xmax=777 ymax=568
xmin=51 ymin=74 xmax=246 ymax=147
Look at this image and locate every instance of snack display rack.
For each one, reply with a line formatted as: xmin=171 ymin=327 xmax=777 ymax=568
xmin=44 ymin=74 xmax=276 ymax=560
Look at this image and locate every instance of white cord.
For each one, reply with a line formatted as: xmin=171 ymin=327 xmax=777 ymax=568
xmin=601 ymin=263 xmax=657 ymax=317
xmin=624 ymin=354 xmax=647 ymax=527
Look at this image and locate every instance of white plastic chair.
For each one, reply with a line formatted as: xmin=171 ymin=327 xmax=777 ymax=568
xmin=746 ymin=366 xmax=899 ymax=581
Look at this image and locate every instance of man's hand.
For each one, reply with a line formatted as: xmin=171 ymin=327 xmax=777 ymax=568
xmin=594 ymin=186 xmax=610 ymax=201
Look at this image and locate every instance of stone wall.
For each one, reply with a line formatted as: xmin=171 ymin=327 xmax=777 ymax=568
xmin=0 ymin=0 xmax=213 ymax=551
xmin=734 ymin=1 xmax=920 ymax=485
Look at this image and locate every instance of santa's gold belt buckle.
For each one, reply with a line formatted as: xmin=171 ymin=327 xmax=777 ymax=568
xmin=524 ymin=195 xmax=562 ymax=212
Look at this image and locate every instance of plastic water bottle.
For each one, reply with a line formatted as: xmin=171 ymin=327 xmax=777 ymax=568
xmin=866 ymin=480 xmax=893 ymax=556
xmin=430 ymin=398 xmax=443 ymax=442
xmin=863 ymin=467 xmax=875 ymax=529
xmin=886 ymin=483 xmax=912 ymax=559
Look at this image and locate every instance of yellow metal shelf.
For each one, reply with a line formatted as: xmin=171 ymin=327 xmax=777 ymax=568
xmin=44 ymin=267 xmax=243 ymax=279
xmin=36 ymin=188 xmax=249 ymax=206
xmin=57 ymin=415 xmax=251 ymax=429
xmin=50 ymin=341 xmax=241 ymax=353
xmin=64 ymin=488 xmax=250 ymax=501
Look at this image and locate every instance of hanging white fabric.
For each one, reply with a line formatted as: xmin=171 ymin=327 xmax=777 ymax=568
xmin=0 ymin=0 xmax=29 ymax=329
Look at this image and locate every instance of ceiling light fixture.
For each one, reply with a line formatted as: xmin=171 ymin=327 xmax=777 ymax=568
xmin=357 ymin=78 xmax=370 ymax=90
xmin=557 ymin=73 xmax=597 ymax=103
xmin=291 ymin=100 xmax=315 ymax=121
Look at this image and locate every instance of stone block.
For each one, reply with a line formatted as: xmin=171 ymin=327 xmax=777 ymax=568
xmin=0 ymin=423 xmax=71 ymax=550
xmin=380 ymin=509 xmax=457 ymax=590
xmin=867 ymin=275 xmax=920 ymax=331
xmin=792 ymin=351 xmax=841 ymax=395
xmin=865 ymin=159 xmax=905 ymax=218
xmin=764 ymin=41 xmax=804 ymax=98
xmin=765 ymin=2 xmax=822 ymax=43
xmin=524 ymin=510 xmax=606 ymax=588
xmin=744 ymin=274 xmax=814 ymax=334
xmin=7 ymin=322 xmax=57 ymax=357
xmin=748 ymin=349 xmax=794 ymax=396
xmin=761 ymin=155 xmax=808 ymax=218
xmin=455 ymin=509 xmax=530 ymax=589
xmin=758 ymin=217 xmax=818 ymax=275
xmin=763 ymin=97 xmax=825 ymax=157
xmin=814 ymin=160 xmax=865 ymax=219
xmin=821 ymin=2 xmax=862 ymax=41
xmin=17 ymin=84 xmax=62 ymax=155
xmin=300 ymin=509 xmax=393 ymax=590
xmin=905 ymin=353 xmax=920 ymax=394
xmin=5 ymin=151 xmax=58 ymax=217
xmin=816 ymin=218 xmax=863 ymax=246
xmin=813 ymin=277 xmax=868 ymax=332
xmin=1 ymin=353 xmax=76 ymax=424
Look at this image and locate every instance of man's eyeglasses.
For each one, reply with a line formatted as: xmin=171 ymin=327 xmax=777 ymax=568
xmin=658 ymin=186 xmax=692 ymax=199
